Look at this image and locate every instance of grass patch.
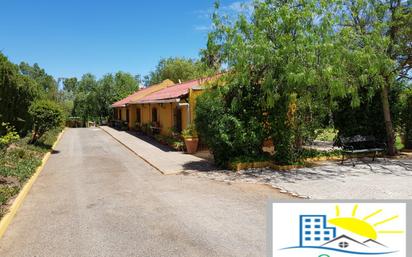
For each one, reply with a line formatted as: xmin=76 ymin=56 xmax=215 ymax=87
xmin=315 ymin=128 xmax=338 ymax=142
xmin=0 ymin=127 xmax=62 ymax=218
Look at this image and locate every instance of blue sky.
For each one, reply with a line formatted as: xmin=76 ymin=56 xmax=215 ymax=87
xmin=0 ymin=0 xmax=246 ymax=80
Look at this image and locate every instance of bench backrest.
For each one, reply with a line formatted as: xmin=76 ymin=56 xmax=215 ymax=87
xmin=339 ymin=135 xmax=378 ymax=150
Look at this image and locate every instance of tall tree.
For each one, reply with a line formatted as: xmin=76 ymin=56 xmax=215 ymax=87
xmin=70 ymin=72 xmax=139 ymax=122
xmin=63 ymin=77 xmax=78 ymax=92
xmin=144 ymin=57 xmax=211 ymax=85
xmin=113 ymin=71 xmax=139 ymax=99
xmin=0 ymin=53 xmax=41 ymax=134
xmin=206 ymin=0 xmax=410 ymax=159
xmin=72 ymin=74 xmax=97 ymax=121
xmin=205 ymin=0 xmax=341 ymax=163
xmin=19 ymin=62 xmax=58 ymax=101
xmin=336 ymin=0 xmax=411 ymax=155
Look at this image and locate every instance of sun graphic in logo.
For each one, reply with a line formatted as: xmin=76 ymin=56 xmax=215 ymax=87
xmin=328 ymin=204 xmax=404 ymax=240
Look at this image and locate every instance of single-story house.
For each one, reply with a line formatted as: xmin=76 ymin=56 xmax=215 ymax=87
xmin=111 ymin=75 xmax=219 ymax=136
xmin=111 ymin=79 xmax=174 ymax=128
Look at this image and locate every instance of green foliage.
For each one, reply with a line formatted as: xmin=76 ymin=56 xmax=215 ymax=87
xmin=19 ymin=62 xmax=58 ymax=101
xmin=330 ymin=0 xmax=411 ymax=155
xmin=63 ymin=77 xmax=78 ymax=92
xmin=0 ymin=186 xmax=19 ymax=207
xmin=28 ymin=100 xmax=64 ymax=143
xmin=154 ymin=134 xmax=184 ymax=151
xmin=0 ymin=127 xmax=61 ymax=217
xmin=0 ymin=128 xmax=60 ymax=181
xmin=199 ymin=0 xmax=410 ymax=163
xmin=70 ymin=72 xmax=139 ymax=124
xmin=333 ymin=86 xmax=402 ymax=142
xmin=315 ymin=129 xmax=338 ymax=142
xmin=201 ymin=0 xmax=338 ymax=164
xmin=0 ymin=123 xmax=20 ymax=149
xmin=181 ymin=124 xmax=197 ymax=138
xmin=269 ymin=94 xmax=297 ymax=164
xmin=0 ymin=53 xmax=41 ymax=134
xmin=402 ymin=92 xmax=412 ymax=149
xmin=195 ymin=85 xmax=266 ymax=166
xmin=144 ymin=57 xmax=213 ymax=86
xmin=298 ymin=149 xmax=342 ymax=160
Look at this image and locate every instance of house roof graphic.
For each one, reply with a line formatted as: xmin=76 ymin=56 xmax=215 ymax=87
xmin=322 ymin=235 xmax=370 ymax=252
xmin=363 ymin=239 xmax=388 ymax=248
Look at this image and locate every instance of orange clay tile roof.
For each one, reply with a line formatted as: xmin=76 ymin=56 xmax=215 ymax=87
xmin=133 ymin=75 xmax=218 ymax=104
xmin=111 ymin=79 xmax=174 ymax=107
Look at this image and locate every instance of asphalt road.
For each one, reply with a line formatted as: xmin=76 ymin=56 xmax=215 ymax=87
xmin=0 ymin=128 xmax=292 ymax=257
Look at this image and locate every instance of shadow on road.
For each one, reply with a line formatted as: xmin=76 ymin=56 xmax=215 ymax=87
xmin=182 ymin=160 xmax=216 ymax=172
xmin=124 ymin=131 xmax=175 ymax=152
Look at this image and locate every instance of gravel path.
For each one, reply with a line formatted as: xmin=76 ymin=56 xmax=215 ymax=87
xmin=186 ymin=157 xmax=412 ymax=199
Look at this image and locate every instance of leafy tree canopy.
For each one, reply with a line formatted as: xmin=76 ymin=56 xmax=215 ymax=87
xmin=0 ymin=53 xmax=41 ymax=134
xmin=19 ymin=62 xmax=58 ymax=101
xmin=144 ymin=57 xmax=214 ymax=86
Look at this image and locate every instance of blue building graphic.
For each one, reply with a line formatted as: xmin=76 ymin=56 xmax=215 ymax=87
xmin=299 ymin=215 xmax=336 ymax=247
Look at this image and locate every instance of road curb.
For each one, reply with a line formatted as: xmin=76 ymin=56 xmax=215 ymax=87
xmin=0 ymin=129 xmax=65 ymax=240
xmin=99 ymin=126 xmax=168 ymax=175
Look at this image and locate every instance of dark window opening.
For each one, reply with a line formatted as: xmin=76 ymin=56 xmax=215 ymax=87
xmin=174 ymin=108 xmax=182 ymax=133
xmin=152 ymin=108 xmax=158 ymax=122
xmin=136 ymin=108 xmax=141 ymax=123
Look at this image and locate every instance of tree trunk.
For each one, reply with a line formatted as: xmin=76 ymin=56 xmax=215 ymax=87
xmin=29 ymin=131 xmax=38 ymax=144
xmin=381 ymin=85 xmax=396 ymax=156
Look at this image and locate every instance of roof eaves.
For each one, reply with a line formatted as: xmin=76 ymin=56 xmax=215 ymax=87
xmin=137 ymin=98 xmax=181 ymax=104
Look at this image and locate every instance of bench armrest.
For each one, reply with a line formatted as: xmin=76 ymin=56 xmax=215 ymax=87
xmin=341 ymin=144 xmax=354 ymax=151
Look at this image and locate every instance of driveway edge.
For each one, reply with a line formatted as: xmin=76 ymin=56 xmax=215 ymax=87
xmin=0 ymin=129 xmax=65 ymax=239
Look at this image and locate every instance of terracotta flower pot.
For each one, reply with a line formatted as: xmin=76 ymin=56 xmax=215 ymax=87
xmin=184 ymin=137 xmax=199 ymax=154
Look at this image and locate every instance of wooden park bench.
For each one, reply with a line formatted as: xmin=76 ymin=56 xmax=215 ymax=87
xmin=339 ymin=135 xmax=386 ymax=166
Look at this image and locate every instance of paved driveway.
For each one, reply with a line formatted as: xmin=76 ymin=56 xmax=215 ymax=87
xmin=0 ymin=128 xmax=291 ymax=257
xmin=100 ymin=126 xmax=215 ymax=175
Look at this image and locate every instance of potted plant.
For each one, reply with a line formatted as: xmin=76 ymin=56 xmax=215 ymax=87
xmin=182 ymin=124 xmax=199 ymax=154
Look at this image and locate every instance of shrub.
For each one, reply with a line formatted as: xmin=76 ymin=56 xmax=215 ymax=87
xmin=195 ymin=86 xmax=265 ymax=167
xmin=28 ymin=100 xmax=64 ymax=144
xmin=153 ymin=134 xmax=184 ymax=151
xmin=0 ymin=123 xmax=20 ymax=149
